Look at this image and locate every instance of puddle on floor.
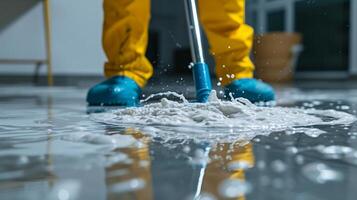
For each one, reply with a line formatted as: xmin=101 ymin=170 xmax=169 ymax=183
xmin=1 ymin=86 xmax=357 ymax=200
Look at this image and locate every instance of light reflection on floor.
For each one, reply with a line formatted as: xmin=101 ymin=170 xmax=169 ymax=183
xmin=0 ymin=85 xmax=357 ymax=200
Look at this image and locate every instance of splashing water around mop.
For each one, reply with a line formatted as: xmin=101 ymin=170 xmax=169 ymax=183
xmin=91 ymin=91 xmax=356 ymax=143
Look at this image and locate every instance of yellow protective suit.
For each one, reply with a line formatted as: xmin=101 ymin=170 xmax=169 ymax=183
xmin=204 ymin=143 xmax=254 ymax=200
xmin=103 ymin=0 xmax=254 ymax=88
xmin=106 ymin=128 xmax=254 ymax=200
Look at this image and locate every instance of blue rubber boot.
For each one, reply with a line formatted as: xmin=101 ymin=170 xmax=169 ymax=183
xmin=86 ymin=76 xmax=141 ymax=107
xmin=224 ymin=78 xmax=275 ymax=103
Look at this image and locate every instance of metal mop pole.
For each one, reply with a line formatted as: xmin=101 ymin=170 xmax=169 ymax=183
xmin=184 ymin=0 xmax=212 ymax=103
xmin=193 ymin=146 xmax=211 ymax=199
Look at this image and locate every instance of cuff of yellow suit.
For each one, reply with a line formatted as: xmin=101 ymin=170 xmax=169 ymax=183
xmin=104 ymin=68 xmax=148 ymax=88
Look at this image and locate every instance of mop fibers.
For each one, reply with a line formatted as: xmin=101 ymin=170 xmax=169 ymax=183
xmin=91 ymin=91 xmax=356 ymax=142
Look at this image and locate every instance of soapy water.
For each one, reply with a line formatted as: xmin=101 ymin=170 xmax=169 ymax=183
xmin=91 ymin=91 xmax=356 ymax=143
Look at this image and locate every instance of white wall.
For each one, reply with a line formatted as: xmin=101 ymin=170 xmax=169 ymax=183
xmin=0 ymin=0 xmax=106 ymax=75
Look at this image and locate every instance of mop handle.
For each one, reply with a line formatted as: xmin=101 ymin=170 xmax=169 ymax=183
xmin=184 ymin=0 xmax=212 ymax=103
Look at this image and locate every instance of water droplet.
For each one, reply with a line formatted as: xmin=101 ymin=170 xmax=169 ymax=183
xmin=218 ymin=179 xmax=252 ymax=198
xmin=58 ymin=189 xmax=70 ymax=200
xmin=316 ymin=145 xmax=354 ymax=159
xmin=107 ymin=169 xmax=129 ymax=178
xmin=271 ymin=160 xmax=287 ymax=173
xmin=296 ymin=155 xmax=305 ymax=164
xmin=183 ymin=145 xmax=191 ymax=153
xmin=257 ymin=160 xmax=266 ymax=169
xmin=17 ymin=156 xmax=29 ymax=165
xmin=139 ymin=160 xmax=150 ymax=167
xmin=109 ymin=178 xmax=146 ymax=194
xmin=227 ymin=161 xmax=252 ymax=171
xmin=49 ymin=180 xmax=81 ymax=200
xmin=286 ymin=146 xmax=299 ymax=154
xmin=186 ymin=192 xmax=217 ymax=200
xmin=341 ymin=105 xmax=350 ymax=110
xmin=190 ymin=149 xmax=210 ymax=165
xmin=302 ymin=162 xmax=343 ymax=184
xmin=272 ymin=178 xmax=284 ymax=189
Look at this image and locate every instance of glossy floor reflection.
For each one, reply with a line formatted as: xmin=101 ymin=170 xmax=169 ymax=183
xmin=0 ymin=85 xmax=357 ymax=200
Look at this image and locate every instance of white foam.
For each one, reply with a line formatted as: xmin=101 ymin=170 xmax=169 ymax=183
xmin=91 ymin=90 xmax=356 ymax=143
xmin=62 ymin=132 xmax=138 ymax=149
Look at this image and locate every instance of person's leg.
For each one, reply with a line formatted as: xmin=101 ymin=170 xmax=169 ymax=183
xmin=87 ymin=0 xmax=152 ymax=106
xmin=103 ymin=0 xmax=153 ymax=88
xmin=198 ymin=0 xmax=275 ymax=102
xmin=198 ymin=0 xmax=254 ymax=85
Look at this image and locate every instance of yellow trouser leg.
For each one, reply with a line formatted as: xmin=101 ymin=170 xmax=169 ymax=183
xmin=198 ymin=0 xmax=255 ymax=86
xmin=103 ymin=0 xmax=153 ymax=88
xmin=106 ymin=129 xmax=153 ymax=200
xmin=203 ymin=143 xmax=254 ymax=200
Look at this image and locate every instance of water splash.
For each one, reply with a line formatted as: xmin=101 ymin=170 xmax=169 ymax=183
xmin=91 ymin=90 xmax=356 ymax=143
xmin=140 ymin=91 xmax=189 ymax=104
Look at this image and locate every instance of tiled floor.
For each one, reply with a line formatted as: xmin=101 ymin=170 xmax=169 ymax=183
xmin=0 ymin=83 xmax=357 ymax=200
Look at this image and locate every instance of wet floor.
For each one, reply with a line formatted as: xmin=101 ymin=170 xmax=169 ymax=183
xmin=1 ymin=85 xmax=357 ymax=200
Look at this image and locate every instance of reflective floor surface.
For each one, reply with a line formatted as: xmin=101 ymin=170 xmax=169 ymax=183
xmin=1 ymin=85 xmax=357 ymax=200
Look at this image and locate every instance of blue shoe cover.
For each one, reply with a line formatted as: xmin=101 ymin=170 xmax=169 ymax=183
xmin=224 ymin=78 xmax=275 ymax=103
xmin=86 ymin=76 xmax=141 ymax=107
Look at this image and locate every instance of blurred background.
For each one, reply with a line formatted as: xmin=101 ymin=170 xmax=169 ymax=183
xmin=0 ymin=0 xmax=355 ymax=87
